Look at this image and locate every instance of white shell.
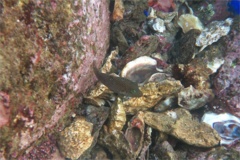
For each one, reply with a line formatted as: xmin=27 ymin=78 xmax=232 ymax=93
xmin=202 ymin=112 xmax=240 ymax=145
xmin=148 ymin=18 xmax=166 ymax=33
xmin=207 ymin=58 xmax=225 ymax=73
xmin=121 ymin=56 xmax=157 ymax=83
xmin=202 ymin=112 xmax=240 ymax=125
xmin=196 ymin=18 xmax=233 ymax=52
xmin=177 ymin=14 xmax=203 ymax=33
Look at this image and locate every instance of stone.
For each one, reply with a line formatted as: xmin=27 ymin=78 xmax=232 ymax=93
xmin=0 ymin=0 xmax=110 ymax=158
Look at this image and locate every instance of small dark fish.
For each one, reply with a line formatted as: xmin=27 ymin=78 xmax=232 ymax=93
xmin=93 ymin=62 xmax=143 ymax=97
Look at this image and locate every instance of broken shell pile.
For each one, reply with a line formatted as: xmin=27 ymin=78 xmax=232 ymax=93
xmin=57 ymin=0 xmax=240 ymax=159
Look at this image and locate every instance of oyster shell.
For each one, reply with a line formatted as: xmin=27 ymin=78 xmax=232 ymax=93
xmin=58 ymin=118 xmax=94 ymax=159
xmin=78 ymin=105 xmax=110 ymax=158
xmin=98 ymin=126 xmax=134 ymax=159
xmin=99 ymin=112 xmax=148 ymax=159
xmin=108 ymin=98 xmax=126 ymax=132
xmin=153 ymin=141 xmax=179 ymax=160
xmin=177 ymin=14 xmax=203 ymax=33
xmin=147 ymin=7 xmax=157 ymax=19
xmin=206 ymin=58 xmax=225 ymax=73
xmin=138 ymin=126 xmax=152 ymax=159
xmin=202 ymin=112 xmax=240 ymax=145
xmin=115 ymin=35 xmax=159 ymax=69
xmin=178 ymin=85 xmax=214 ymax=110
xmin=148 ymin=72 xmax=169 ymax=82
xmin=125 ymin=111 xmax=145 ymax=157
xmin=196 ymin=18 xmax=233 ymax=52
xmin=144 ymin=108 xmax=221 ymax=147
xmin=101 ymin=47 xmax=119 ymax=74
xmin=156 ymin=10 xmax=178 ymax=23
xmin=148 ymin=18 xmax=166 ymax=33
xmin=80 ymin=145 xmax=109 ymax=160
xmin=154 ymin=96 xmax=177 ymax=112
xmin=84 ymin=82 xmax=113 ymax=107
xmin=84 ymin=105 xmax=110 ymax=133
xmin=121 ymin=56 xmax=158 ymax=84
xmin=120 ymin=80 xmax=183 ymax=115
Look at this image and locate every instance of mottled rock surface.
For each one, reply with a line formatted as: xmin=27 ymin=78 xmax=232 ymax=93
xmin=144 ymin=108 xmax=221 ymax=147
xmin=0 ymin=0 xmax=109 ymax=158
xmin=213 ymin=31 xmax=240 ymax=117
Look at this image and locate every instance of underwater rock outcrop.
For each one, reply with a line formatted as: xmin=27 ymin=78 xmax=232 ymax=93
xmin=0 ymin=0 xmax=110 ymax=158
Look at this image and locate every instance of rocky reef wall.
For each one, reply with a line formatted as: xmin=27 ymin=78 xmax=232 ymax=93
xmin=0 ymin=0 xmax=109 ymax=159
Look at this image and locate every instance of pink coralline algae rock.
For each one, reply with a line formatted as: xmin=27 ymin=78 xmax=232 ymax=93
xmin=18 ymin=136 xmax=62 ymax=160
xmin=210 ymin=0 xmax=233 ymax=23
xmin=213 ymin=33 xmax=240 ymax=117
xmin=0 ymin=0 xmax=109 ymax=159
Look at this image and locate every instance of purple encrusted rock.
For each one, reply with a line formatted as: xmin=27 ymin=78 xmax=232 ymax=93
xmin=213 ymin=32 xmax=240 ymax=117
